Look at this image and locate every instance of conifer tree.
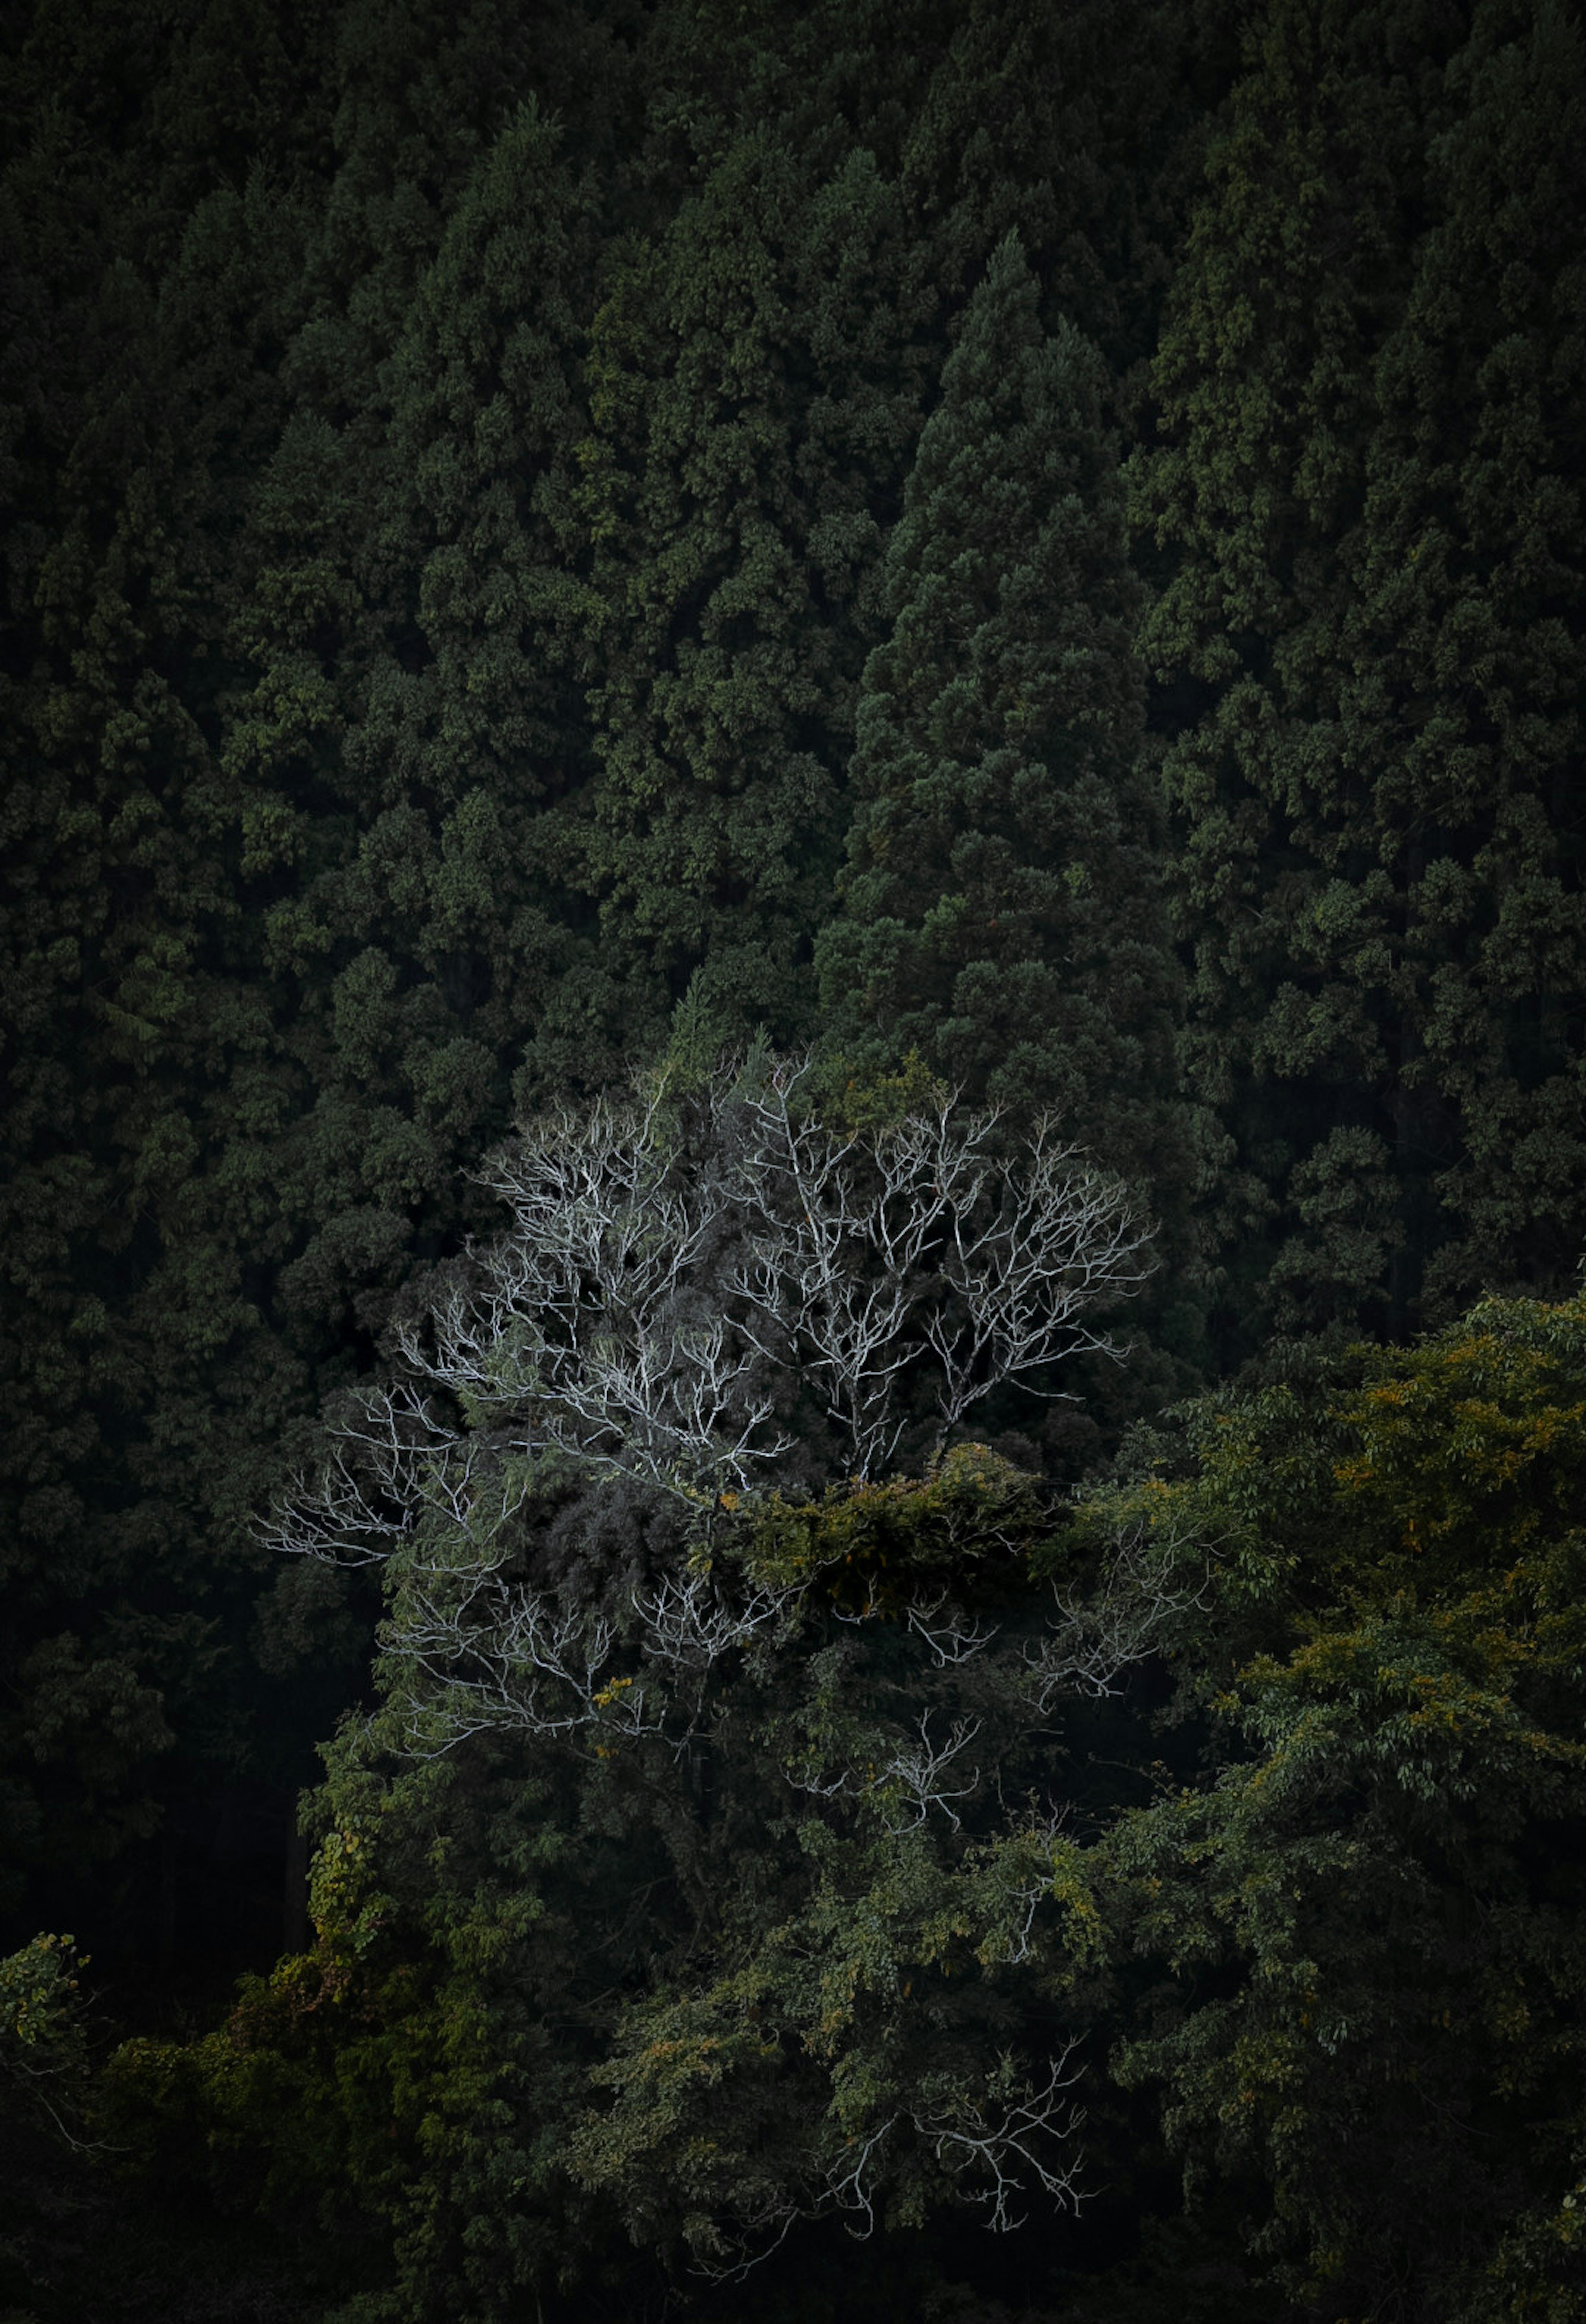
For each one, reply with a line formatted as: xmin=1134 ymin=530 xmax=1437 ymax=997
xmin=816 ymin=231 xmax=1178 ymax=1194
xmin=0 ymin=0 xmax=614 ymax=1925
xmin=233 ymin=95 xmax=601 ymax=1333
xmin=551 ymin=124 xmax=938 ymax=1074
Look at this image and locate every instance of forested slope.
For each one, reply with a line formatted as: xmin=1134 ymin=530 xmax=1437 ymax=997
xmin=1 ymin=0 xmax=1582 ymax=2317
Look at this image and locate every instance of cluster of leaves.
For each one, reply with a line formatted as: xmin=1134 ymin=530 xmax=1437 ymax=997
xmin=0 ymin=1930 xmax=95 ymax=2148
xmin=1099 ymin=1290 xmax=1586 ymax=2320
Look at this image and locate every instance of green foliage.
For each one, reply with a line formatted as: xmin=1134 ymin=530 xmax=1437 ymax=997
xmin=553 ymin=123 xmax=931 ymax=1068
xmin=743 ymin=1442 xmax=1045 ymax=1614
xmin=814 ymin=1048 xmax=953 ymax=1141
xmin=104 ymin=1897 xmax=515 ymax=2300
xmin=0 ymin=1933 xmax=95 ymax=2150
xmin=6 ymin=2 xmax=1586 ymax=2316
xmin=108 ymin=1425 xmax=1189 ymax=2315
xmin=1099 ymin=1288 xmax=1586 ymax=2319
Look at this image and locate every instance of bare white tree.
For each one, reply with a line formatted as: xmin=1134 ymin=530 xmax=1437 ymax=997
xmin=263 ymin=1054 xmax=1169 ymax=1763
xmin=309 ymin=1053 xmax=1152 ymax=1526
xmin=268 ymin=1053 xmax=1149 ymax=1565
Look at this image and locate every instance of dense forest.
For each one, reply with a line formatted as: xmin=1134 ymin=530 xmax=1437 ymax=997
xmin=2 ymin=0 xmax=1584 ymax=2315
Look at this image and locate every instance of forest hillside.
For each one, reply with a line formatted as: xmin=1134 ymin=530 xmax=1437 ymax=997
xmin=2 ymin=0 xmax=1583 ymax=2317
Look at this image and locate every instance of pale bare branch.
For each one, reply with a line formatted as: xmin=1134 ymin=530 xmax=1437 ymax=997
xmin=266 ymin=1053 xmax=1156 ymax=1774
xmin=1023 ymin=1513 xmax=1211 ymax=1708
xmin=911 ymin=2046 xmax=1087 ymax=2232
xmin=877 ymin=1710 xmax=983 ymax=1832
xmin=906 ymin=1596 xmax=1000 ymax=1666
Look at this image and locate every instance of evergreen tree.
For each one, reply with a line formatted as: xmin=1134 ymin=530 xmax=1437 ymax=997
xmin=816 ymin=232 xmax=1179 ymax=1192
xmin=228 ymin=92 xmax=600 ymax=1336
xmin=888 ymin=0 xmax=1227 ymax=387
xmin=0 ymin=0 xmax=339 ymax=1910
xmin=546 ymin=122 xmax=939 ymax=1073
xmin=1352 ymin=0 xmax=1586 ymax=1319
xmin=0 ymin=0 xmax=618 ymax=1933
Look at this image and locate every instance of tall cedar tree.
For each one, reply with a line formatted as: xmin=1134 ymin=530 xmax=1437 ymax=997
xmin=551 ymin=126 xmax=937 ymax=1073
xmin=817 ymin=232 xmax=1179 ymax=1190
xmin=238 ymin=95 xmax=596 ymax=1334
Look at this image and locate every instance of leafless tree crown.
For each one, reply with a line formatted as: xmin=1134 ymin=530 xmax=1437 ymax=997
xmin=263 ymin=1058 xmax=1177 ymax=1748
xmin=320 ymin=1055 xmax=1156 ymax=1524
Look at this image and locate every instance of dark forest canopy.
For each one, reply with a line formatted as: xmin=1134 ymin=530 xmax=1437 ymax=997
xmin=1 ymin=0 xmax=1583 ymax=2317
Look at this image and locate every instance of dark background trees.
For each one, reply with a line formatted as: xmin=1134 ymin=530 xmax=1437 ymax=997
xmin=1137 ymin=0 xmax=1586 ymax=1355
